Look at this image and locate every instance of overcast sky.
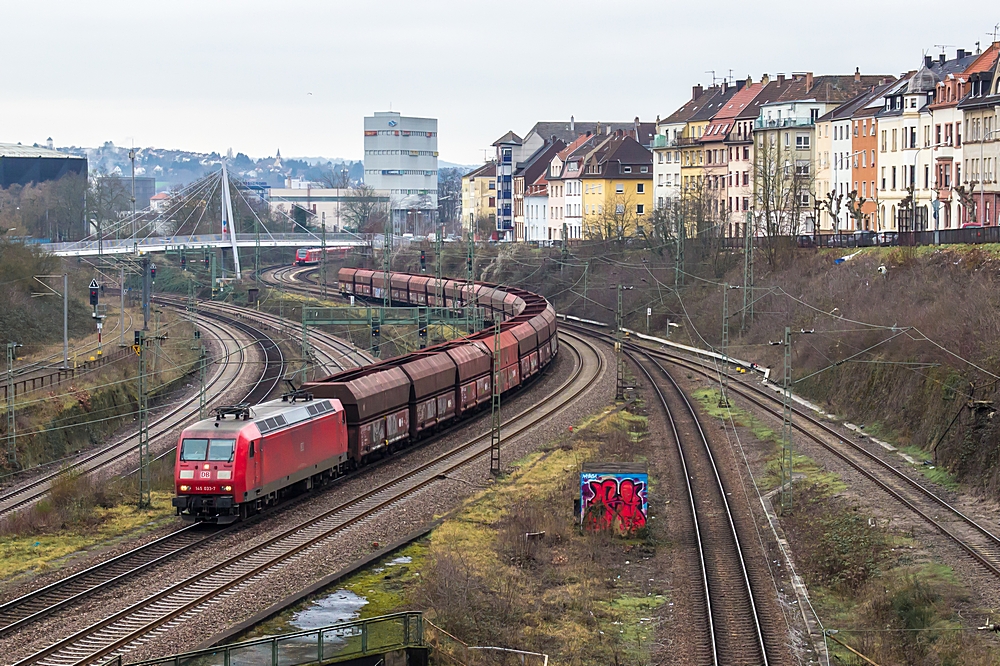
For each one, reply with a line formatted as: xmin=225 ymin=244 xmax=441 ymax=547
xmin=2 ymin=0 xmax=997 ymax=165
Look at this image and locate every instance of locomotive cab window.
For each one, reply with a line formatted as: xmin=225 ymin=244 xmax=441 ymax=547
xmin=248 ymin=441 xmax=255 ymax=458
xmin=208 ymin=439 xmax=236 ymax=462
xmin=180 ymin=438 xmax=209 ymax=461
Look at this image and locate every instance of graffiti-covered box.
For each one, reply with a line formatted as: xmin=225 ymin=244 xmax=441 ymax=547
xmin=579 ymin=462 xmax=649 ymax=534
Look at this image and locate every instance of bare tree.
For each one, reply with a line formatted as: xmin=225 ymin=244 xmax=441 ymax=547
xmin=751 ymin=135 xmax=814 ymax=266
xmin=474 ymin=212 xmax=495 ymax=241
xmin=584 ymin=191 xmax=640 ymax=243
xmin=844 ymin=190 xmax=869 ymax=230
xmin=87 ymin=172 xmax=131 ymax=238
xmin=954 ymin=182 xmax=979 ymax=225
xmin=317 ymin=164 xmax=352 ymax=189
xmin=341 ymin=184 xmax=389 ymax=234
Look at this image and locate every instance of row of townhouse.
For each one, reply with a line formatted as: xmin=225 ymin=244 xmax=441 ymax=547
xmin=461 ymin=118 xmax=657 ymax=241
xmin=461 ymin=41 xmax=1000 ymax=242
xmin=654 ymin=43 xmax=1000 ymax=237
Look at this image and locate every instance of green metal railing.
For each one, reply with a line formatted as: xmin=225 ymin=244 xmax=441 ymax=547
xmin=103 ymin=612 xmax=424 ymax=666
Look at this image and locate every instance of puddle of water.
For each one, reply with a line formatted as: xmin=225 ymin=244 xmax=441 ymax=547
xmin=389 ymin=555 xmax=412 ymax=565
xmin=290 ymin=589 xmax=369 ymax=631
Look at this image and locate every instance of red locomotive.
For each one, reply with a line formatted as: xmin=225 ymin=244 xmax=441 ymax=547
xmin=173 ymin=268 xmax=558 ymax=523
xmin=171 ymin=398 xmax=348 ymax=523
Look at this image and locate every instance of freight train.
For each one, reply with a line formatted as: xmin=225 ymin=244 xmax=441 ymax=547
xmin=172 ymin=268 xmax=558 ymax=522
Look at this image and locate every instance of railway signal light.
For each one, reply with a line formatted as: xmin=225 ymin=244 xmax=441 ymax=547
xmin=150 ymin=264 xmax=156 ymax=280
xmin=180 ymin=253 xmax=186 ymax=268
xmin=372 ymin=322 xmax=381 ymax=338
xmin=89 ymin=279 xmax=100 ymax=306
xmin=420 ymin=250 xmax=426 ymax=273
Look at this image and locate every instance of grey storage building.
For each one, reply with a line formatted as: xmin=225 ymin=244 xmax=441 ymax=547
xmin=0 ymin=144 xmax=87 ymax=188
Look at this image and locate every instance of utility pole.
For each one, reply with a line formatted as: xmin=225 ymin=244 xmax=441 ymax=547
xmin=742 ymin=210 xmax=754 ymax=331
xmin=129 ymin=146 xmax=137 ymax=239
xmin=781 ymin=326 xmax=792 ymax=511
xmin=615 ymin=284 xmax=627 ymax=400
xmin=211 ymin=252 xmax=218 ymax=300
xmin=561 ymin=222 xmax=569 ymax=276
xmin=254 ymin=205 xmax=261 ymax=293
xmin=674 ymin=215 xmax=685 ymax=289
xmin=31 ymin=275 xmax=69 ymax=368
xmin=465 ymin=231 xmax=477 ymax=333
xmin=62 ymin=273 xmax=68 ymax=368
xmin=320 ymin=219 xmax=328 ymax=300
xmin=135 ymin=330 xmax=151 ymax=509
xmin=6 ymin=342 xmax=22 ymax=470
xmin=140 ymin=256 xmax=150 ymax=330
xmin=582 ymin=260 xmax=589 ymax=318
xmin=719 ymin=284 xmax=730 ymax=408
xmin=119 ymin=265 xmax=126 ymax=346
xmin=489 ymin=316 xmax=501 ymax=477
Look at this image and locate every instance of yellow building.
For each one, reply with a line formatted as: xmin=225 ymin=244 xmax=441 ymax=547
xmin=579 ymin=133 xmax=654 ymax=240
xmin=460 ymin=161 xmax=497 ymax=236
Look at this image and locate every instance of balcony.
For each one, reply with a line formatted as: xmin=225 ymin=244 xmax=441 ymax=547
xmin=676 ymin=137 xmax=700 ymax=146
xmin=652 ymin=135 xmax=678 ymax=149
xmin=754 ymin=117 xmax=816 ymax=130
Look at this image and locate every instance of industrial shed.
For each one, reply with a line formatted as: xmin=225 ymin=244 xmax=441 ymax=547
xmin=0 ymin=143 xmax=87 ymax=188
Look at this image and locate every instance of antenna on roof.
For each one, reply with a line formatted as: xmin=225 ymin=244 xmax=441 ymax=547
xmin=990 ymin=23 xmax=1000 ymax=43
xmin=705 ymin=70 xmax=718 ymax=86
xmin=933 ymin=44 xmax=954 ymax=55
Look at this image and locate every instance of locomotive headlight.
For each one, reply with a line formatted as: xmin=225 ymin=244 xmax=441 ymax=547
xmin=222 ymin=485 xmax=233 ymax=492
xmin=180 ymin=485 xmax=190 ymax=492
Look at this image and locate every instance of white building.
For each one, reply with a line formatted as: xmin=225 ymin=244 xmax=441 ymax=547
xmin=363 ymin=111 xmax=439 ymax=234
xmin=268 ymin=187 xmax=390 ymax=232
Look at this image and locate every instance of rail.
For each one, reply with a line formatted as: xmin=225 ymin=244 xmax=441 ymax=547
xmin=1 ymin=347 xmax=132 ymax=401
xmin=101 ymin=612 xmax=424 ymax=666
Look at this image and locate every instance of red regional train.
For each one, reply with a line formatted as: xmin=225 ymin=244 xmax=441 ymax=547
xmin=295 ymin=246 xmax=350 ymax=266
xmin=172 ymin=269 xmax=558 ymax=522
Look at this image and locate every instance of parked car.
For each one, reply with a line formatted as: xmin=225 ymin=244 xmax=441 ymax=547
xmin=853 ymin=230 xmax=877 ymax=247
xmin=875 ymin=232 xmax=898 ymax=246
xmin=796 ymin=235 xmax=816 ymax=248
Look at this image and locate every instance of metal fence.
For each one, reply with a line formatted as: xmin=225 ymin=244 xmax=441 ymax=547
xmin=2 ymin=346 xmax=131 ymax=402
xmin=720 ymin=227 xmax=1000 ymax=250
xmin=103 ymin=612 xmax=424 ymax=666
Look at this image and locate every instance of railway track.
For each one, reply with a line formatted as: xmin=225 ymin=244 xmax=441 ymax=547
xmin=12 ymin=330 xmax=603 ymax=666
xmin=628 ymin=348 xmax=775 ymax=666
xmin=0 ymin=312 xmax=282 ymax=519
xmin=10 ymin=310 xmax=133 ymax=381
xmin=568 ymin=321 xmax=1000 ymax=586
xmin=0 ymin=311 xmax=287 ymax=646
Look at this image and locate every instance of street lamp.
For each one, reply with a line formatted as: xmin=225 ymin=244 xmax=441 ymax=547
xmin=981 ymin=129 xmax=999 ymax=227
xmin=908 ymin=142 xmax=944 ymax=242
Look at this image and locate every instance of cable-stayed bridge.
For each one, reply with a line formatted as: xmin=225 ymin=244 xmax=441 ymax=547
xmin=41 ymin=165 xmax=384 ymax=277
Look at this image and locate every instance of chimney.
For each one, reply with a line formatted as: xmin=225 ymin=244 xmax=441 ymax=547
xmin=692 ymin=84 xmax=704 ymax=99
xmin=939 ymin=53 xmax=946 ymax=65
xmin=854 ymin=67 xmax=861 ymax=82
xmin=805 ymin=72 xmax=814 ymax=90
xmin=746 ymin=75 xmax=753 ymax=87
xmin=777 ymin=73 xmax=785 ymax=85
xmin=570 ymin=115 xmax=575 ymax=132
xmin=761 ymin=73 xmax=770 ymax=85
xmin=957 ymin=48 xmax=966 ymax=59
xmin=924 ymin=55 xmax=933 ymax=68
xmin=634 ymin=116 xmax=640 ymax=136
xmin=735 ymin=79 xmax=746 ymax=92
xmin=722 ymin=80 xmax=729 ymax=93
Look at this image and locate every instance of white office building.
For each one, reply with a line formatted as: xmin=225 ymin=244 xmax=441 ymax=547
xmin=363 ymin=111 xmax=439 ymax=234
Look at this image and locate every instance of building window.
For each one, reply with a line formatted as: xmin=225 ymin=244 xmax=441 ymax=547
xmin=616 ymin=183 xmax=624 ymax=194
xmin=616 ymin=204 xmax=625 ymax=214
xmin=623 ymin=166 xmax=632 ymax=174
xmin=641 ymin=166 xmax=648 ymax=173
xmin=636 ymin=204 xmax=645 ymax=215
xmin=637 ymin=183 xmax=645 ymax=193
